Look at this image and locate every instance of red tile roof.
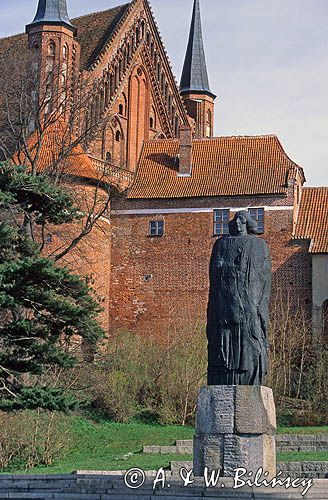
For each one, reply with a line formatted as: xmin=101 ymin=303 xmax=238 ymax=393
xmin=0 ymin=4 xmax=131 ymax=71
xmin=74 ymin=4 xmax=131 ymax=69
xmin=294 ymin=187 xmax=328 ymax=253
xmin=12 ymin=117 xmax=98 ymax=181
xmin=128 ymin=135 xmax=304 ymax=199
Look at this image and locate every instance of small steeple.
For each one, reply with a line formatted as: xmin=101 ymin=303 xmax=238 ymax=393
xmin=180 ymin=0 xmax=215 ymax=98
xmin=180 ymin=0 xmax=216 ymax=139
xmin=26 ymin=0 xmax=76 ymax=34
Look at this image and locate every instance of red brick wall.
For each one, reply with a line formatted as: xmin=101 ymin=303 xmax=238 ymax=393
xmin=182 ymin=92 xmax=215 ymax=138
xmin=44 ymin=178 xmax=111 ymax=331
xmin=109 ymin=194 xmax=311 ymax=337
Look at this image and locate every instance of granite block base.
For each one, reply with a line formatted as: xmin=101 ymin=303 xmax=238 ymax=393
xmin=193 ymin=385 xmax=276 ymax=478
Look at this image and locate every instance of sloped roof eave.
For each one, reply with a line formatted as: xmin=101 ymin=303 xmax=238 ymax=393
xmin=127 ymin=135 xmax=299 ymax=200
xmin=293 ymin=187 xmax=328 ymax=253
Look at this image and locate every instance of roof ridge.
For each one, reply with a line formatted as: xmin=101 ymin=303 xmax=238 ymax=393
xmin=0 ymin=32 xmax=26 ymax=42
xmin=143 ymin=134 xmax=280 ymax=145
xmin=71 ymin=3 xmax=131 ymax=23
xmin=194 ymin=134 xmax=279 ymax=140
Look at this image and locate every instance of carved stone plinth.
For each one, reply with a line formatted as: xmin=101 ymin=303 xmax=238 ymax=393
xmin=193 ymin=385 xmax=276 ymax=477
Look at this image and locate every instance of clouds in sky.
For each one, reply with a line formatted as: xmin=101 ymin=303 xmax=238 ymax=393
xmin=1 ymin=0 xmax=327 ymax=185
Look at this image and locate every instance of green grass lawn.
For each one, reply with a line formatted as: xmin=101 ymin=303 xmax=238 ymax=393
xmin=3 ymin=415 xmax=328 ymax=475
xmin=6 ymin=416 xmax=194 ymax=474
xmin=277 ymin=452 xmax=328 ymax=462
xmin=277 ymin=426 xmax=328 ymax=434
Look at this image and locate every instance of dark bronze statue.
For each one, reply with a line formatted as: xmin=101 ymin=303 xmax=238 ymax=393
xmin=207 ymin=211 xmax=271 ymax=386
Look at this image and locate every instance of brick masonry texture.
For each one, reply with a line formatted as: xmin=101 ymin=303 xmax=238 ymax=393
xmin=1 ymin=0 xmax=324 ymax=339
xmin=109 ymin=194 xmax=311 ymax=336
xmin=44 ymin=179 xmax=111 ymax=332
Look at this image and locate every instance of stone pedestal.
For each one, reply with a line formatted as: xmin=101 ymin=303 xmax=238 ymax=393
xmin=193 ymin=385 xmax=276 ymax=477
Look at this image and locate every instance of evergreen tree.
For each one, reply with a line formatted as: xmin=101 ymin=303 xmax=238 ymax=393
xmin=0 ymin=162 xmax=104 ymax=409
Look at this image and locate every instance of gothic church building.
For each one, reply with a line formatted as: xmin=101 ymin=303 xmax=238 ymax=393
xmin=0 ymin=0 xmax=327 ymax=338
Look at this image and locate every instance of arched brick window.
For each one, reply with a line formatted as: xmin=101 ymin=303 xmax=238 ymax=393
xmin=171 ymin=105 xmax=175 ymax=122
xmin=45 ymin=41 xmax=56 ymax=113
xmin=114 ymin=65 xmax=119 ymax=88
xmin=104 ymin=80 xmax=109 ymax=107
xmin=119 ymin=59 xmax=123 ymax=80
xmin=47 ymin=41 xmax=56 ymax=73
xmin=100 ymin=89 xmax=105 ymax=113
xmin=175 ymin=116 xmax=179 ymax=136
xmin=63 ymin=44 xmax=68 ymax=61
xmin=206 ymin=109 xmax=212 ymax=137
xmin=48 ymin=41 xmax=55 ymax=57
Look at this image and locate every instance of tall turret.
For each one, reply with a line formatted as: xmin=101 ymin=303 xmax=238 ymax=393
xmin=180 ymin=0 xmax=216 ymax=138
xmin=26 ymin=0 xmax=76 ymax=34
xmin=26 ymin=0 xmax=79 ymax=117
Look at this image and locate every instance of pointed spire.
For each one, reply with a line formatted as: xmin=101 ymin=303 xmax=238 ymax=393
xmin=180 ymin=0 xmax=215 ymax=98
xmin=26 ymin=0 xmax=76 ymax=34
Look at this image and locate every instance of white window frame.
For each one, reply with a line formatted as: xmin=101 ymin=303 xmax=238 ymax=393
xmin=213 ymin=209 xmax=230 ymax=236
xmin=149 ymin=220 xmax=164 ymax=236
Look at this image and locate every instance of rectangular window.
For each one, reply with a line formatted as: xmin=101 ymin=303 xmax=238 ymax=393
xmin=214 ymin=209 xmax=230 ymax=235
xmin=248 ymin=208 xmax=265 ymax=234
xmin=149 ymin=220 xmax=164 ymax=236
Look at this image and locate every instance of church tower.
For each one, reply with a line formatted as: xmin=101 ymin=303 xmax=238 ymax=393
xmin=180 ymin=0 xmax=216 ymax=138
xmin=26 ymin=0 xmax=79 ymax=116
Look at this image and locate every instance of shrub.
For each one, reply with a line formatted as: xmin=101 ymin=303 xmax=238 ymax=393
xmin=0 ymin=410 xmax=71 ymax=470
xmin=76 ymin=322 xmax=207 ymax=426
xmin=268 ymin=293 xmax=328 ymax=425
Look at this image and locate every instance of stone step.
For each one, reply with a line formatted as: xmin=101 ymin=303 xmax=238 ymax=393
xmin=143 ymin=435 xmax=328 ymax=456
xmin=169 ymin=460 xmax=328 ymax=479
xmin=1 ymin=489 xmax=328 ymax=499
xmin=142 ymin=444 xmax=193 ymax=455
xmin=0 ymin=474 xmax=327 ymax=499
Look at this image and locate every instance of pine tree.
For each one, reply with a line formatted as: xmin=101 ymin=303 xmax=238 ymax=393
xmin=0 ymin=162 xmax=104 ymax=409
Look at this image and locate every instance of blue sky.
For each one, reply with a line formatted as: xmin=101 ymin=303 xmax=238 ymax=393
xmin=1 ymin=0 xmax=328 ymax=186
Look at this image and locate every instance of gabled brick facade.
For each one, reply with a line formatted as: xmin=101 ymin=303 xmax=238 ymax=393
xmin=109 ymin=136 xmax=311 ymax=336
xmin=1 ymin=0 xmax=327 ymax=338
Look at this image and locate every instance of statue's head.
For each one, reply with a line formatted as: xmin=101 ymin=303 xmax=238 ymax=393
xmin=229 ymin=211 xmax=257 ymax=236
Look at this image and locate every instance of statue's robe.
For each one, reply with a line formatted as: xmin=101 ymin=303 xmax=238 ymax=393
xmin=207 ymin=234 xmax=271 ymax=385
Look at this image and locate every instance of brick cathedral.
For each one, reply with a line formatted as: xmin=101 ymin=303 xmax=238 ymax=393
xmin=0 ymin=0 xmax=327 ymax=338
